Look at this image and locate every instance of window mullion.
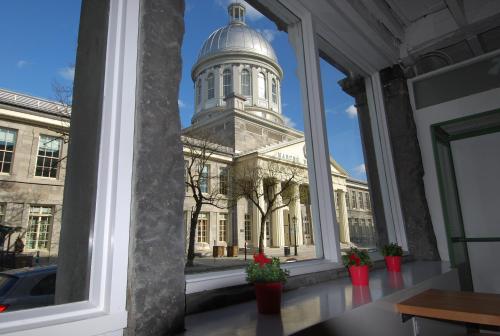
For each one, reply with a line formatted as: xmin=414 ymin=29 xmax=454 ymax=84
xmin=288 ymin=14 xmax=340 ymax=262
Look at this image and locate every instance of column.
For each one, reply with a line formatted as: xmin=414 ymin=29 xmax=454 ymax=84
xmin=271 ymin=181 xmax=285 ymax=247
xmin=288 ymin=183 xmax=303 ymax=246
xmin=337 ymin=190 xmax=350 ymax=244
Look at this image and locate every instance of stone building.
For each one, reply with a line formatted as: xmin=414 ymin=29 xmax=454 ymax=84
xmin=182 ymin=3 xmax=376 ymax=255
xmin=0 ymin=3 xmax=375 ymax=260
xmin=0 ymin=89 xmax=69 ymax=259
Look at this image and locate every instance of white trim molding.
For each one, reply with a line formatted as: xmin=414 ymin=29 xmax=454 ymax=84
xmin=365 ymin=73 xmax=408 ymax=250
xmin=0 ymin=0 xmax=139 ymax=335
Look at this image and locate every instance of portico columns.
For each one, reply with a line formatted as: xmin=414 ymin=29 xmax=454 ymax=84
xmin=337 ymin=190 xmax=350 ymax=243
xmin=271 ymin=182 xmax=285 ymax=247
xmin=289 ymin=183 xmax=303 ymax=246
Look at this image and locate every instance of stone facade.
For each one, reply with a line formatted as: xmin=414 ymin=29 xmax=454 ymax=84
xmin=0 ymin=90 xmax=69 ymax=260
xmin=181 ymin=3 xmax=376 ymax=255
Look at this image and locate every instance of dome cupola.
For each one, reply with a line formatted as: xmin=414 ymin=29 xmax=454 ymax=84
xmin=190 ymin=2 xmax=284 ymax=127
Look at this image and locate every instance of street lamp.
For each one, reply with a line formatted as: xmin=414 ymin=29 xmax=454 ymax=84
xmin=292 ymin=215 xmax=298 ymax=256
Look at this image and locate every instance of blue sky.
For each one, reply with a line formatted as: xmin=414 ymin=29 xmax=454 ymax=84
xmin=181 ymin=0 xmax=367 ymax=180
xmin=0 ymin=1 xmax=81 ymax=98
xmin=0 ymin=0 xmax=367 ymax=181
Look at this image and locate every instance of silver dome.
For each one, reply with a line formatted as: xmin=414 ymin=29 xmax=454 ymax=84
xmin=197 ymin=23 xmax=278 ymax=63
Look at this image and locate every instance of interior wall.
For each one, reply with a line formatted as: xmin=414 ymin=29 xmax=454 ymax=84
xmin=451 ymin=131 xmax=500 ymax=293
xmin=410 ymin=82 xmax=500 ymax=261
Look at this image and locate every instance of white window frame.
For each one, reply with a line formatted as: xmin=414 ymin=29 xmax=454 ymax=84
xmin=25 ymin=205 xmax=53 ymax=251
xmin=34 ymin=134 xmax=62 ymax=179
xmin=186 ymin=0 xmax=408 ymax=294
xmin=0 ymin=0 xmax=138 ymax=335
xmin=222 ymin=68 xmax=232 ymax=97
xmin=240 ymin=68 xmax=251 ymax=96
xmin=207 ymin=73 xmax=215 ymax=99
xmin=0 ymin=127 xmax=17 ymax=174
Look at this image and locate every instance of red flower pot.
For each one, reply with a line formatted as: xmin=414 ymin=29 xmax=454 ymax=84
xmin=385 ymin=256 xmax=402 ymax=272
xmin=349 ymin=265 xmax=369 ymax=286
xmin=254 ymin=282 xmax=283 ymax=314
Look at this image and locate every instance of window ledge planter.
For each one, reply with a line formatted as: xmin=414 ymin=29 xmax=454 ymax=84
xmin=246 ymin=253 xmax=289 ymax=314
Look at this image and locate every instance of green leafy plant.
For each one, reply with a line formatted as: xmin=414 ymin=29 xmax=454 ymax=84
xmin=381 ymin=243 xmax=403 ymax=257
xmin=246 ymin=253 xmax=290 ymax=283
xmin=342 ymin=247 xmax=372 ymax=267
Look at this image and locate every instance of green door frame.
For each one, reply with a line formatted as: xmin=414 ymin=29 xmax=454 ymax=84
xmin=431 ymin=109 xmax=500 ymax=291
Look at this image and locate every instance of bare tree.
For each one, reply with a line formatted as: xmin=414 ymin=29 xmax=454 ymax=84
xmin=231 ymin=160 xmax=302 ymax=253
xmin=184 ymin=134 xmax=229 ymax=267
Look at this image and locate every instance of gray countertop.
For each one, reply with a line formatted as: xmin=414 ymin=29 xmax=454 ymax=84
xmin=182 ymin=261 xmax=452 ymax=336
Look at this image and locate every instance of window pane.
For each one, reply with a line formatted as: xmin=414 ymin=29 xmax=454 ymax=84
xmin=241 ymin=69 xmax=251 ymax=96
xmin=223 ymin=69 xmax=232 ymax=97
xmin=0 ymin=0 xmax=94 ymax=311
xmin=207 ymin=73 xmax=214 ymax=99
xmin=319 ymin=58 xmax=377 ymax=252
xmin=35 ymin=135 xmax=62 ymax=178
xmin=0 ymin=128 xmax=17 ymax=173
xmin=258 ymin=73 xmax=266 ymax=99
xmin=181 ymin=2 xmax=322 ymax=273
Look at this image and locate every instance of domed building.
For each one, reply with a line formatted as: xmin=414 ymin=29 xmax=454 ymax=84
xmin=183 ymin=2 xmax=303 ymax=152
xmin=181 ymin=2 xmax=376 ymax=259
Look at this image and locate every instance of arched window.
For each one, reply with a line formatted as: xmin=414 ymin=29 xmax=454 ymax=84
xmin=223 ymin=69 xmax=232 ymax=97
xmin=272 ymin=78 xmax=277 ymax=104
xmin=196 ymin=79 xmax=202 ymax=105
xmin=257 ymin=72 xmax=266 ymax=99
xmin=241 ymin=69 xmax=251 ymax=96
xmin=207 ymin=73 xmax=214 ymax=99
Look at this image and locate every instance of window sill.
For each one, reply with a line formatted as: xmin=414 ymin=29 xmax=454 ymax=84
xmin=186 ymin=258 xmax=343 ymax=294
xmin=0 ymin=302 xmax=127 ymax=335
xmin=184 ymin=261 xmax=455 ymax=335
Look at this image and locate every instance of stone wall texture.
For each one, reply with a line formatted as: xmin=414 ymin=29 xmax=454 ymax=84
xmin=379 ymin=66 xmax=440 ymax=260
xmin=126 ymin=1 xmax=186 ymax=335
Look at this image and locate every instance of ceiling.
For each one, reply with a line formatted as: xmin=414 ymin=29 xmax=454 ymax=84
xmin=252 ymin=0 xmax=500 ymax=75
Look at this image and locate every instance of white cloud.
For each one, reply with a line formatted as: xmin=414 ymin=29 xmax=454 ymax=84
xmin=215 ymin=0 xmax=264 ymax=21
xmin=345 ymin=104 xmax=358 ymax=118
xmin=17 ymin=60 xmax=30 ymax=68
xmin=257 ymin=28 xmax=277 ymax=42
xmin=283 ymin=116 xmax=296 ymax=128
xmin=58 ymin=66 xmax=75 ymax=81
xmin=354 ymin=163 xmax=366 ymax=175
xmin=178 ymin=99 xmax=187 ymax=108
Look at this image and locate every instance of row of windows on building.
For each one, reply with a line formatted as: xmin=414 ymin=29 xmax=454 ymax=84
xmin=0 ymin=203 xmax=53 ymax=250
xmin=346 ymin=189 xmax=371 ymax=211
xmin=0 ymin=127 xmax=62 ymax=178
xmin=189 ymin=212 xmax=229 ymax=243
xmin=196 ymin=68 xmax=279 ymax=105
xmin=348 ymin=217 xmax=376 ymax=246
xmin=185 ymin=162 xmax=229 ymax=195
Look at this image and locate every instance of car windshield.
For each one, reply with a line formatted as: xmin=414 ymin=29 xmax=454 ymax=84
xmin=0 ymin=274 xmax=17 ymax=297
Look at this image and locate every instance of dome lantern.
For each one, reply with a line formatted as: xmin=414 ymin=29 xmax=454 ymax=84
xmin=228 ymin=2 xmax=246 ymax=25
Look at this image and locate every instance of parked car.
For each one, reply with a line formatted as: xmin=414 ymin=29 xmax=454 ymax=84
xmin=0 ymin=265 xmax=57 ymax=313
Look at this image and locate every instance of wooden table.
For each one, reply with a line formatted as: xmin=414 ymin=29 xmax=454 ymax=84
xmin=396 ymin=289 xmax=500 ymax=326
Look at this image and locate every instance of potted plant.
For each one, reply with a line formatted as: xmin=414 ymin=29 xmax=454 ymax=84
xmin=382 ymin=243 xmax=403 ymax=272
xmin=342 ymin=248 xmax=372 ymax=286
xmin=246 ymin=253 xmax=289 ymax=314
